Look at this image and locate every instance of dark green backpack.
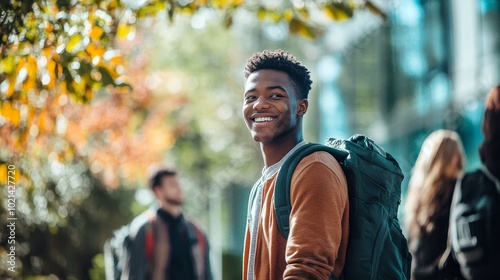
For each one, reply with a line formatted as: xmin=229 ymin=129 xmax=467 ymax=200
xmin=274 ymin=134 xmax=412 ymax=280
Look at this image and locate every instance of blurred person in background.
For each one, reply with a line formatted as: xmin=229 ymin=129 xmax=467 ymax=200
xmin=121 ymin=169 xmax=212 ymax=280
xmin=405 ymin=129 xmax=466 ymax=280
xmin=449 ymin=86 xmax=500 ymax=280
xmin=475 ymin=85 xmax=500 ymax=184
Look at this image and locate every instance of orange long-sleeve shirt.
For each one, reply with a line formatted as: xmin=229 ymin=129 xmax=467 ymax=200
xmin=243 ymin=151 xmax=349 ymax=280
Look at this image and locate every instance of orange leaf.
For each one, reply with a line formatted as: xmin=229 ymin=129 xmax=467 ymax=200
xmin=47 ymin=59 xmax=57 ymax=89
xmin=0 ymin=102 xmax=21 ymax=126
xmin=39 ymin=111 xmax=54 ymax=132
xmin=43 ymin=47 xmax=52 ymax=59
xmin=0 ymin=164 xmax=20 ymax=184
xmin=89 ymin=25 xmax=104 ymax=42
xmin=0 ymin=164 xmax=6 ymax=184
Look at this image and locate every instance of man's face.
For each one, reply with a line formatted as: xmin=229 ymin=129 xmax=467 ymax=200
xmin=242 ymin=69 xmax=307 ymax=144
xmin=155 ymin=175 xmax=184 ymax=206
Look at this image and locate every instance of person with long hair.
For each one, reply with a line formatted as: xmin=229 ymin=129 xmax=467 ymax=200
xmin=405 ymin=129 xmax=466 ymax=279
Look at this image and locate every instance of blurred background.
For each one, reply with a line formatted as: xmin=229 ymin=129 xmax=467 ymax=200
xmin=1 ymin=0 xmax=499 ymax=279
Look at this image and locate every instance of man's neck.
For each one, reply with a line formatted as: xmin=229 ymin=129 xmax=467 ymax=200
xmin=160 ymin=203 xmax=182 ymax=218
xmin=260 ymin=136 xmax=303 ymax=168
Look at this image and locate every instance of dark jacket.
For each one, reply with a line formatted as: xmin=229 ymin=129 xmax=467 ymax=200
xmin=125 ymin=209 xmax=212 ymax=280
xmin=409 ymin=180 xmax=463 ymax=280
xmin=450 ymin=166 xmax=500 ymax=280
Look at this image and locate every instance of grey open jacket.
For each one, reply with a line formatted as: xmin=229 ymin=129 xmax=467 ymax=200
xmin=123 ymin=210 xmax=212 ymax=280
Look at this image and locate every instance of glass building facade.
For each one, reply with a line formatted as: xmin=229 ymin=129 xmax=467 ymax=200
xmin=316 ymin=0 xmax=500 ymax=200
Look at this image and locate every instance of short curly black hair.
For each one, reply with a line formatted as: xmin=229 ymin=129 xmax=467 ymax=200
xmin=243 ymin=49 xmax=312 ymax=99
xmin=150 ymin=169 xmax=177 ymax=190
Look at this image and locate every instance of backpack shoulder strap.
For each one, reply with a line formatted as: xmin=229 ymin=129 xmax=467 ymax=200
xmin=193 ymin=224 xmax=207 ymax=254
xmin=274 ymin=143 xmax=348 ymax=238
xmin=144 ymin=210 xmax=157 ymax=265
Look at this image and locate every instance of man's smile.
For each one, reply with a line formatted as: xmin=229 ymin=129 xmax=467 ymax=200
xmin=253 ymin=117 xmax=276 ymax=123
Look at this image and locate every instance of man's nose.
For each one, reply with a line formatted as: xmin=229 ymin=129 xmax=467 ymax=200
xmin=253 ymin=97 xmax=270 ymax=110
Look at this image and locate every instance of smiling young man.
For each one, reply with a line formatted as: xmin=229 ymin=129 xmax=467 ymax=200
xmin=241 ymin=50 xmax=349 ymax=280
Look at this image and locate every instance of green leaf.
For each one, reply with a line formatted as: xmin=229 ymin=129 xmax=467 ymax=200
xmin=323 ymin=3 xmax=354 ymax=21
xmin=366 ymin=0 xmax=387 ymax=21
xmin=257 ymin=6 xmax=266 ymax=20
xmin=288 ymin=18 xmax=320 ymax=39
xmin=98 ymin=66 xmax=115 ymax=87
xmin=63 ymin=66 xmax=75 ymax=93
xmin=78 ymin=60 xmax=93 ymax=77
xmin=115 ymin=82 xmax=132 ymax=90
xmin=0 ymin=55 xmax=16 ymax=75
xmin=57 ymin=0 xmax=72 ymax=10
xmin=223 ymin=12 xmax=233 ymax=28
xmin=289 ymin=17 xmax=302 ymax=34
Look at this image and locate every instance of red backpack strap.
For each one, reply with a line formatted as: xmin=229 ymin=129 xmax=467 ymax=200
xmin=194 ymin=226 xmax=207 ymax=254
xmin=186 ymin=220 xmax=206 ymax=253
xmin=144 ymin=210 xmax=157 ymax=264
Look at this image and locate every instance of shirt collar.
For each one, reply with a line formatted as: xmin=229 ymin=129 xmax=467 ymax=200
xmin=261 ymin=141 xmax=306 ymax=181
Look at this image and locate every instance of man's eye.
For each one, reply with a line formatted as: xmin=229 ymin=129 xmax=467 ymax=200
xmin=270 ymin=93 xmax=284 ymax=98
xmin=245 ymin=96 xmax=256 ymax=101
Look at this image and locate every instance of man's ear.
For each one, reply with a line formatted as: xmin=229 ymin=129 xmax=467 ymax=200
xmin=152 ymin=187 xmax=161 ymax=198
xmin=297 ymin=99 xmax=308 ymax=116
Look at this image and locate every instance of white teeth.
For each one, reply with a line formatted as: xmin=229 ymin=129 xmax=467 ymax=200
xmin=254 ymin=117 xmax=274 ymax=123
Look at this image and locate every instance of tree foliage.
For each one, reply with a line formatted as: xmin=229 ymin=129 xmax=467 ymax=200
xmin=0 ymin=29 xmax=190 ymax=278
xmin=0 ymin=0 xmax=384 ymax=111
